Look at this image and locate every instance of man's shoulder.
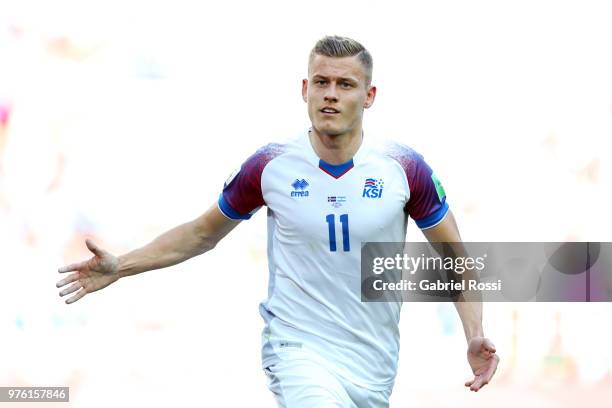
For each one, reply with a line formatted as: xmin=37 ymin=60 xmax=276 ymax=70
xmin=366 ymin=138 xmax=424 ymax=169
xmin=383 ymin=140 xmax=422 ymax=160
xmin=249 ymin=142 xmax=288 ymax=161
xmin=249 ymin=133 xmax=307 ymax=161
xmin=237 ymin=134 xmax=309 ymax=177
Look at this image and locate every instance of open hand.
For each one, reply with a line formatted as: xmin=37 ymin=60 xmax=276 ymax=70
xmin=56 ymin=239 xmax=120 ymax=304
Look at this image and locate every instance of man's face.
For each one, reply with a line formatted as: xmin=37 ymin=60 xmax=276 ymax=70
xmin=302 ymin=54 xmax=376 ymax=137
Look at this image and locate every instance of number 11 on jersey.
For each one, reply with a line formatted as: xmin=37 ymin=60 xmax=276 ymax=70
xmin=326 ymin=214 xmax=350 ymax=252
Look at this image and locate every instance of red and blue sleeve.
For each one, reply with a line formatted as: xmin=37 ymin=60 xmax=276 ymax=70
xmin=218 ymin=143 xmax=285 ymax=220
xmin=387 ymin=144 xmax=449 ymax=229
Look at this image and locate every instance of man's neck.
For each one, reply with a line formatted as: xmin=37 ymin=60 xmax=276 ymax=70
xmin=309 ymin=127 xmax=363 ymax=164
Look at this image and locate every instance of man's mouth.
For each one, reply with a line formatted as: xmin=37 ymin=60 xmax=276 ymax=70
xmin=320 ymin=107 xmax=340 ymax=114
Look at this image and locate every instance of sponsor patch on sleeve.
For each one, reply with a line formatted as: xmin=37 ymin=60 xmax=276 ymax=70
xmin=431 ymin=173 xmax=446 ymax=201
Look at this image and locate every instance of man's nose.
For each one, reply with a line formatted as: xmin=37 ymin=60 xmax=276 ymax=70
xmin=324 ymin=85 xmax=338 ymax=103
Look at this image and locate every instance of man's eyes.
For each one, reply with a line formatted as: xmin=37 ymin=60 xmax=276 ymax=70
xmin=314 ymin=80 xmax=353 ymax=88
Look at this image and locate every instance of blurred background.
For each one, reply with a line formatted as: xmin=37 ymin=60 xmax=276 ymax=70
xmin=0 ymin=0 xmax=611 ymax=406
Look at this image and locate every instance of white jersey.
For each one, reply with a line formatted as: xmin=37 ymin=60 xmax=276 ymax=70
xmin=218 ymin=131 xmax=449 ymax=390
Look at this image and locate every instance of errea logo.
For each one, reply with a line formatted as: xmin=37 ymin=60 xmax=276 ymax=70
xmin=362 ymin=178 xmax=384 ymax=198
xmin=291 ymin=178 xmax=310 ymax=197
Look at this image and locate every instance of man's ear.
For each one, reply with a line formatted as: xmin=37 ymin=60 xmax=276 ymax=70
xmin=302 ymin=79 xmax=308 ymax=103
xmin=364 ymin=85 xmax=377 ymax=109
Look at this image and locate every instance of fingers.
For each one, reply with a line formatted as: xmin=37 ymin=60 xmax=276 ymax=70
xmin=59 ymin=282 xmax=82 ymax=297
xmin=56 ymin=273 xmax=80 ymax=288
xmin=466 ymin=373 xmax=489 ymax=391
xmin=85 ymin=239 xmax=105 ymax=257
xmin=58 ymin=261 xmax=87 ymax=273
xmin=468 ymin=337 xmax=497 ymax=357
xmin=58 ymin=240 xmax=103 ymax=305
xmin=482 ymin=338 xmax=497 ymax=353
xmin=65 ymin=288 xmax=87 ymax=304
xmin=470 ymin=376 xmax=488 ymax=391
xmin=466 ymin=354 xmax=499 ymax=392
xmin=483 ymin=354 xmax=500 ymax=381
xmin=58 ymin=239 xmax=105 ymax=273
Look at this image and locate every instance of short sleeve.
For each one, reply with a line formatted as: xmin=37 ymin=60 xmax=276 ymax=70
xmin=385 ymin=143 xmax=449 ymax=229
xmin=218 ymin=143 xmax=285 ymax=220
xmin=405 ymin=155 xmax=449 ymax=229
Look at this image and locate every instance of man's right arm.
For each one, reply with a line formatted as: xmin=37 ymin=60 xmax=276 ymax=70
xmin=57 ymin=203 xmax=239 ymax=304
xmin=118 ymin=203 xmax=239 ymax=278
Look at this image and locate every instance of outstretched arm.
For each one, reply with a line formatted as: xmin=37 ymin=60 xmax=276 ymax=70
xmin=117 ymin=203 xmax=239 ymax=277
xmin=56 ymin=203 xmax=239 ymax=304
xmin=422 ymin=210 xmax=499 ymax=392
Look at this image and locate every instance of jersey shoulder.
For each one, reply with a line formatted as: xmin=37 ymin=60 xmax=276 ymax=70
xmin=378 ymin=140 xmax=425 ymax=173
xmin=218 ymin=139 xmax=296 ymax=220
xmin=374 ymin=139 xmax=449 ymax=229
xmin=238 ymin=134 xmax=309 ymax=174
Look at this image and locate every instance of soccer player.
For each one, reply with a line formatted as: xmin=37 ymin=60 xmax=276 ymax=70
xmin=57 ymin=35 xmax=499 ymax=407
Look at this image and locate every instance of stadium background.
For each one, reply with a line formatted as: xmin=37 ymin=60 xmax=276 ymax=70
xmin=1 ymin=0 xmax=611 ymax=406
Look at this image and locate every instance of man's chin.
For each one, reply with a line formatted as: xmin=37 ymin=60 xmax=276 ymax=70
xmin=313 ymin=124 xmax=345 ymax=138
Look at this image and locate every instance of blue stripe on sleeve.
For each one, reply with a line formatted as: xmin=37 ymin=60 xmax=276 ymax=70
xmin=414 ymin=201 xmax=449 ymax=229
xmin=218 ymin=193 xmax=252 ymax=220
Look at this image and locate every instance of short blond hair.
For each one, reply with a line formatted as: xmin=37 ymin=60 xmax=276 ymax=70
xmin=309 ymin=35 xmax=373 ymax=85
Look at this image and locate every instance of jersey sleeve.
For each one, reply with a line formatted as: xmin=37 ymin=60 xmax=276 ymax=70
xmin=218 ymin=143 xmax=285 ymax=220
xmin=405 ymin=154 xmax=449 ymax=229
xmin=386 ymin=143 xmax=449 ymax=229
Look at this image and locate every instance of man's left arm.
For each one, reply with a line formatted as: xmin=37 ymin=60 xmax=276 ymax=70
xmin=422 ymin=210 xmax=500 ymax=392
